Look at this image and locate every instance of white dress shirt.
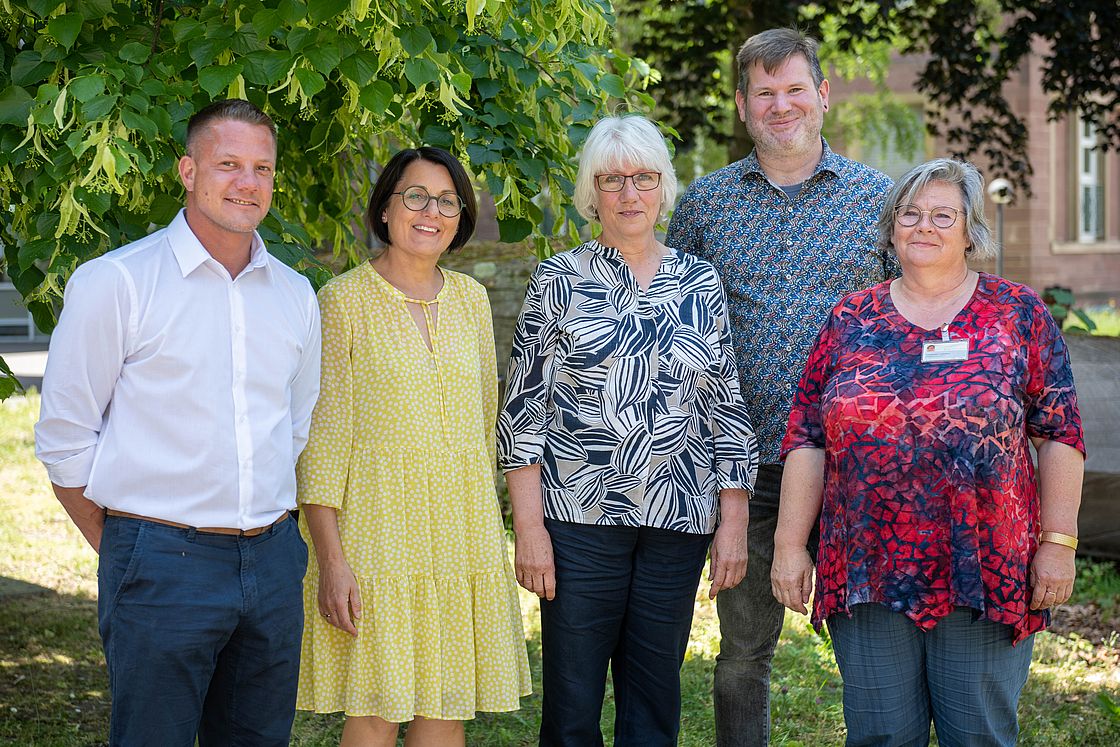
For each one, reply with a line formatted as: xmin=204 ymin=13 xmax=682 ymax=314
xmin=35 ymin=210 xmax=321 ymax=529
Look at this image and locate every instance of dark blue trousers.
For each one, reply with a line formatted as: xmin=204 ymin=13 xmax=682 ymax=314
xmin=539 ymin=518 xmax=712 ymax=747
xmin=97 ymin=513 xmax=307 ymax=747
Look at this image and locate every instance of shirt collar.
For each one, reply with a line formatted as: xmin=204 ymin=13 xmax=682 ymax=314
xmin=584 ymin=238 xmax=680 ymax=269
xmin=741 ymin=137 xmax=842 ymax=183
xmin=167 ymin=209 xmax=270 ymax=279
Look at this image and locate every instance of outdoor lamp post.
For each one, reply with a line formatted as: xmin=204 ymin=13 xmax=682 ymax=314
xmin=987 ymin=177 xmax=1014 ymax=277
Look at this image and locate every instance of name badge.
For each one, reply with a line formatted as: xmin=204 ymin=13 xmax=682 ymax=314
xmin=921 ymin=339 xmax=970 ymax=362
xmin=921 ymin=322 xmax=969 ymax=363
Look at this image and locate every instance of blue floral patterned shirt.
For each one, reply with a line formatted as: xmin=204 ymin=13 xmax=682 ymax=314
xmin=498 ymin=240 xmax=758 ymax=534
xmin=666 ymin=140 xmax=897 ymax=470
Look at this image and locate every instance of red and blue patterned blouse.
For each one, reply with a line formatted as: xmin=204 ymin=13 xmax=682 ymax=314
xmin=782 ymin=273 xmax=1084 ymax=642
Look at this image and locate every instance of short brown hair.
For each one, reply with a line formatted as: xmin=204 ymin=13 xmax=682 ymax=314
xmin=185 ymin=99 xmax=277 ymax=155
xmin=736 ymin=28 xmax=824 ymax=95
xmin=365 ymin=147 xmax=478 ymax=253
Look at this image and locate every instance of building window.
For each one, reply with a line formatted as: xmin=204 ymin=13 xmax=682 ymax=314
xmin=1076 ymin=116 xmax=1105 ymax=243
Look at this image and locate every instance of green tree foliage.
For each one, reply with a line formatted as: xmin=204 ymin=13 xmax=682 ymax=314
xmin=622 ymin=0 xmax=1119 ymax=191
xmin=0 ymin=0 xmax=655 ymax=396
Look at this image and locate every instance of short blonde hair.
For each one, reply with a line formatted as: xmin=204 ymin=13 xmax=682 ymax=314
xmin=573 ymin=115 xmax=677 ymax=222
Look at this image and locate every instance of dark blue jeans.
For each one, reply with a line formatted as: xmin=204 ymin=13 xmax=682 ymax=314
xmin=828 ymin=604 xmax=1034 ymax=747
xmin=98 ymin=513 xmax=307 ymax=746
xmin=539 ymin=519 xmax=712 ymax=747
xmin=714 ymin=464 xmax=819 ymax=747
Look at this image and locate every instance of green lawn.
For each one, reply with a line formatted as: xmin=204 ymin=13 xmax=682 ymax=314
xmin=2 ymin=392 xmax=1118 ymax=745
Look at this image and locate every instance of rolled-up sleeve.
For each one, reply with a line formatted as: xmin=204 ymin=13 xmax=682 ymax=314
xmin=35 ymin=260 xmax=131 ymax=488
xmin=497 ymin=267 xmax=560 ymax=471
xmin=709 ymin=280 xmax=758 ymax=492
xmin=296 ymin=283 xmax=351 ymax=509
xmin=1024 ymin=295 xmax=1085 ymax=453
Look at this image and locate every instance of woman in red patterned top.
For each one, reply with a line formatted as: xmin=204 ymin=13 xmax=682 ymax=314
xmin=772 ymin=158 xmax=1085 ymax=746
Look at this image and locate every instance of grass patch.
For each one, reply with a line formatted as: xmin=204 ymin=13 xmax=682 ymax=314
xmin=2 ymin=392 xmax=1118 ymax=745
xmin=1065 ymin=304 xmax=1120 ymax=337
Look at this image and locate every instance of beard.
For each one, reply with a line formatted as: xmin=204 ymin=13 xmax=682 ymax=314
xmin=744 ymin=103 xmax=825 ymax=159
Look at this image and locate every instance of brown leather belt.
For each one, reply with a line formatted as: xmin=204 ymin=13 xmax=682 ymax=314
xmin=105 ymin=509 xmax=289 ymax=537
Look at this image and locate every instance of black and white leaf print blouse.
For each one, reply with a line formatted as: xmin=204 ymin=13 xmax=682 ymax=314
xmin=498 ymin=240 xmax=759 ymax=534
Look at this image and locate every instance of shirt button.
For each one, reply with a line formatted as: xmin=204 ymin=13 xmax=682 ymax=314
xmin=785 ymin=273 xmax=793 ymax=281
xmin=786 ymin=239 xmax=794 ymax=247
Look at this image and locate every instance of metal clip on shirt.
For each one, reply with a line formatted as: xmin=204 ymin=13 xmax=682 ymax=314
xmin=921 ymin=322 xmax=970 ymax=363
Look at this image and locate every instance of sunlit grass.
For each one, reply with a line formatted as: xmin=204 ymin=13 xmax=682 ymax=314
xmin=1066 ymin=303 xmax=1120 ymax=337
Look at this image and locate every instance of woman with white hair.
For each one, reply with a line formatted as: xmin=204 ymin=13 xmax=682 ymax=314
xmin=772 ymin=158 xmax=1085 ymax=745
xmin=497 ymin=114 xmax=758 ymax=746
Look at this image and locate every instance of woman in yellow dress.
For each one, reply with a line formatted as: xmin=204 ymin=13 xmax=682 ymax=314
xmin=295 ymin=147 xmax=531 ymax=746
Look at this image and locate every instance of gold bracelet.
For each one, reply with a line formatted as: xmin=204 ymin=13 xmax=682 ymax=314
xmin=1040 ymin=531 xmax=1078 ymax=550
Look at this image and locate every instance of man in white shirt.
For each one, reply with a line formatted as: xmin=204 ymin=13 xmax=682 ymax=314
xmin=35 ymin=99 xmax=321 ymax=746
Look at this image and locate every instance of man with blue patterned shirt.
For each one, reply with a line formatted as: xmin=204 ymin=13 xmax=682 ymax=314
xmin=666 ymin=28 xmax=897 ymax=746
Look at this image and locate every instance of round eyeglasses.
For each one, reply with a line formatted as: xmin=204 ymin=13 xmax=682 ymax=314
xmin=392 ymin=187 xmax=465 ymax=217
xmin=595 ymin=172 xmax=661 ymax=192
xmin=894 ymin=204 xmax=960 ymax=229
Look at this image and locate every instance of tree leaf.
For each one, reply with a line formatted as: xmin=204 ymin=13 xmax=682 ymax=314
xmin=422 ymin=123 xmax=453 ymax=147
xmin=0 ymin=372 xmax=19 ymax=401
xmin=306 ymin=0 xmax=348 ymax=23
xmin=140 ymin=79 xmax=167 ymax=97
xmin=304 ymin=44 xmax=341 ymax=75
xmin=75 ymin=186 xmax=112 ymax=216
xmin=69 ymin=74 xmax=106 ymax=103
xmin=148 ymin=105 xmax=172 ymax=134
xmin=149 ymin=192 xmax=182 ymax=224
xmin=18 ymin=237 xmax=56 ymax=271
xmin=252 ymin=9 xmax=283 ymax=40
xmin=81 ymin=93 xmax=118 ymax=120
xmin=277 ymin=0 xmax=306 ymax=24
xmin=121 ymin=110 xmax=158 ymax=141
xmin=293 ymin=68 xmax=326 ymax=97
xmin=242 ymin=50 xmax=292 ymax=85
xmin=118 ymin=42 xmax=150 ymax=64
xmin=450 ymin=72 xmax=471 ymax=94
xmin=46 ymin=13 xmax=84 ymax=50
xmin=476 ymin=78 xmax=501 ymax=100
xmin=0 ymin=86 xmax=34 ymax=126
xmin=27 ymin=0 xmax=64 ymax=18
xmin=338 ymin=50 xmax=378 ymax=86
xmin=11 ymin=51 xmax=55 ymax=86
xmin=188 ymin=37 xmax=225 ymax=69
xmin=399 ymin=26 xmax=434 ymax=56
xmin=466 ymin=143 xmax=500 ymax=166
xmin=198 ymin=64 xmax=244 ymax=98
xmin=599 ymin=73 xmax=625 ymax=99
xmin=498 ymin=216 xmax=533 ymax=243
xmin=404 ymin=58 xmax=439 ymax=88
xmin=286 ymin=27 xmax=315 ymax=53
xmin=172 ymin=17 xmax=203 ymax=44
xmin=74 ymin=0 xmax=114 ymax=19
xmin=358 ymin=80 xmax=394 ymax=113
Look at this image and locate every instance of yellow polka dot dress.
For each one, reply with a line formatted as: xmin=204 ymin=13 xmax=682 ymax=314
xmin=296 ymin=263 xmax=531 ymax=721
